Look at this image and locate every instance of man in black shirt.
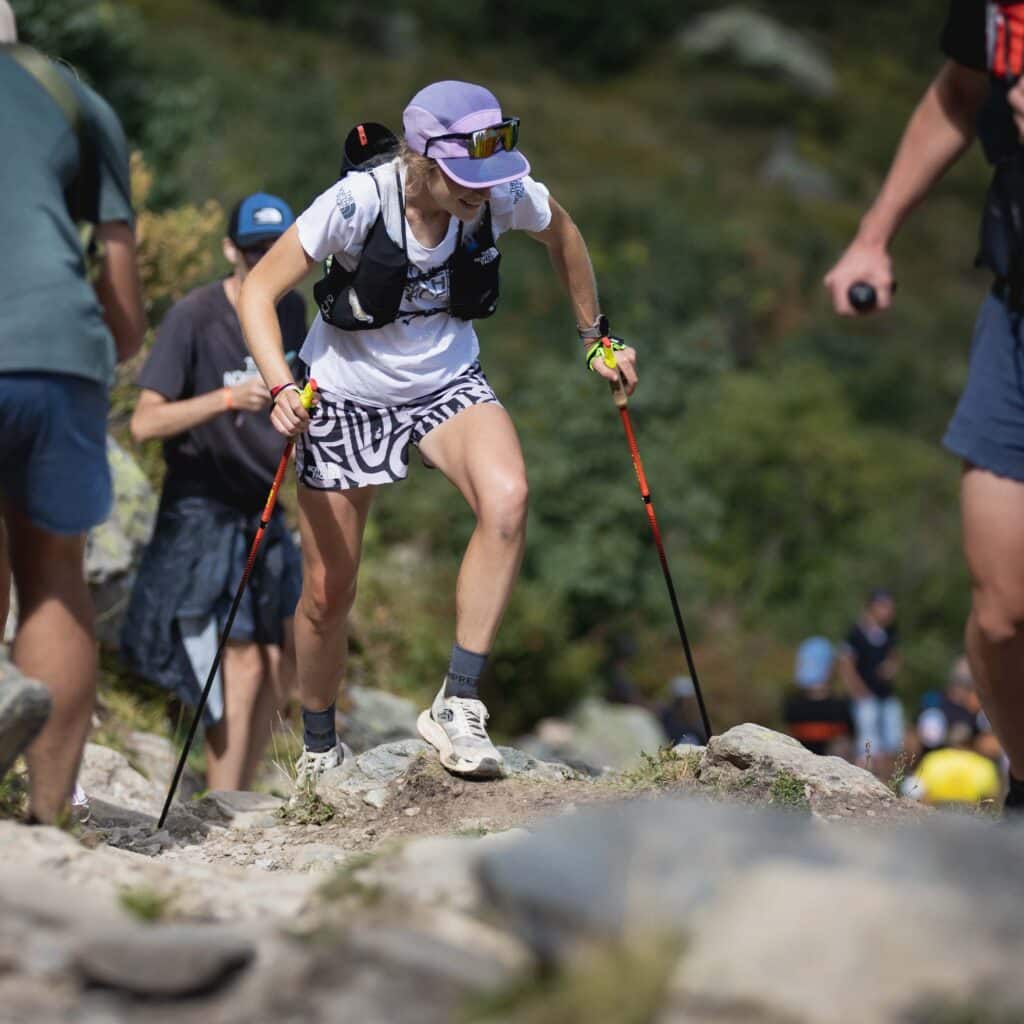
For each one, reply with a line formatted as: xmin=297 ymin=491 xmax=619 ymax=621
xmin=122 ymin=193 xmax=306 ymax=791
xmin=838 ymin=590 xmax=903 ymax=776
xmin=824 ymin=2 xmax=1024 ymax=812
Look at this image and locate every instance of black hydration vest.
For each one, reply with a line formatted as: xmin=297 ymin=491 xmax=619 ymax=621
xmin=313 ymin=161 xmax=502 ymax=331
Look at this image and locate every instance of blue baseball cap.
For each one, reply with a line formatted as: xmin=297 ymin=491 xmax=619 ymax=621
xmin=794 ymin=636 xmax=834 ymax=688
xmin=227 ymin=192 xmax=294 ymax=248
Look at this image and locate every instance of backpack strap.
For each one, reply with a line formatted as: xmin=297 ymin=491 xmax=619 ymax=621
xmin=2 ymin=44 xmax=98 ymax=223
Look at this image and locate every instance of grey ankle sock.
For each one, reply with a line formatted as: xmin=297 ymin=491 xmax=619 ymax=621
xmin=445 ymin=644 xmax=488 ymax=699
xmin=302 ymin=704 xmax=337 ymax=753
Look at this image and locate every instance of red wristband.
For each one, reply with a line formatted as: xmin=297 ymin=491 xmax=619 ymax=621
xmin=222 ymin=387 xmax=234 ymax=411
xmin=270 ymin=382 xmax=299 ymax=404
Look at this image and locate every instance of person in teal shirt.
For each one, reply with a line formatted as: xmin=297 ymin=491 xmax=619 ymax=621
xmin=0 ymin=2 xmax=145 ymax=824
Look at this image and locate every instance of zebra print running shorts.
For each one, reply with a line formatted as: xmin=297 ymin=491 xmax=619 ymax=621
xmin=295 ymin=362 xmax=499 ymax=490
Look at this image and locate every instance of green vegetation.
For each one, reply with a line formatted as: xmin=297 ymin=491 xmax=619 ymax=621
xmin=318 ymin=851 xmax=383 ymax=905
xmin=466 ymin=935 xmax=683 ymax=1024
xmin=119 ymin=883 xmax=175 ymax=922
xmin=621 ymin=747 xmax=701 ymax=791
xmin=277 ymin=783 xmax=336 ymax=826
xmin=0 ymin=762 xmax=29 ymax=820
xmin=11 ymin=0 xmax=988 ymax=733
xmin=769 ymin=770 xmax=810 ymax=811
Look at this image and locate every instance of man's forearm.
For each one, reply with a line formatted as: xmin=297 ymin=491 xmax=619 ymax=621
xmin=131 ymin=391 xmax=229 ymax=443
xmin=858 ymin=61 xmax=988 ymax=247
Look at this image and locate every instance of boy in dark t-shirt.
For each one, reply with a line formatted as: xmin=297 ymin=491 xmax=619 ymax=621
xmin=783 ymin=637 xmax=855 ymax=759
xmin=121 ymin=194 xmax=306 ymax=792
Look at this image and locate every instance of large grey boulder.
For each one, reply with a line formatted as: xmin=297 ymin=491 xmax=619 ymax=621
xmin=680 ymin=7 xmax=835 ymax=99
xmin=525 ymin=699 xmax=666 ymax=774
xmin=478 ymin=797 xmax=1024 ymax=1022
xmin=0 ymin=660 xmax=51 ymax=780
xmin=78 ymin=741 xmax=162 ymax=816
xmin=85 ymin=435 xmax=158 ymax=651
xmin=338 ymin=685 xmax=420 ymax=753
xmin=698 ymin=723 xmax=906 ymax=819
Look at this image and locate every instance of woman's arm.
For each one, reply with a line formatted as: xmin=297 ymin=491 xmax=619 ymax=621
xmin=529 ymin=198 xmax=638 ymax=394
xmin=238 ymin=224 xmax=317 ymax=437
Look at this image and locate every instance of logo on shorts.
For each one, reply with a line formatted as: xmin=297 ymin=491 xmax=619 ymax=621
xmin=307 ymin=462 xmax=342 ymax=482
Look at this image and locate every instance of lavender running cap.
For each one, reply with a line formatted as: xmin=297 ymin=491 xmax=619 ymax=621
xmin=403 ymin=80 xmax=530 ymax=189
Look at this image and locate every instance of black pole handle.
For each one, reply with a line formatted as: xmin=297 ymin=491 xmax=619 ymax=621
xmin=848 ymin=282 xmax=877 ymax=313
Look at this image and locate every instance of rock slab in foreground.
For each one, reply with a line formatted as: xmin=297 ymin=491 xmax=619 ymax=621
xmin=75 ymin=925 xmax=254 ymax=997
xmin=699 ymin=722 xmax=903 ymax=818
xmin=478 ymin=797 xmax=1024 ymax=1023
xmin=0 ymin=660 xmax=51 ymax=779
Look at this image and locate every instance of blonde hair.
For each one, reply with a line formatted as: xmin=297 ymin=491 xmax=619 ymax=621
xmin=398 ymin=141 xmax=438 ymax=196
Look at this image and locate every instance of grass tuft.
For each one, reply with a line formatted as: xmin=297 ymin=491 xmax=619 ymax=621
xmin=464 ymin=934 xmax=684 ymax=1024
xmin=621 ymin=747 xmax=702 ymax=791
xmin=769 ymin=770 xmax=810 ymax=811
xmin=119 ymin=884 xmax=174 ymax=923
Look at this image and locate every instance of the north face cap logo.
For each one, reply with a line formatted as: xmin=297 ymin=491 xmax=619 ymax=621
xmin=252 ymin=207 xmax=284 ymax=226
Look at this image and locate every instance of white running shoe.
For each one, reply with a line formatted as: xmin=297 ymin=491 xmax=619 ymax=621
xmin=294 ymin=742 xmax=345 ymax=792
xmin=417 ymin=682 xmax=504 ymax=779
xmin=70 ymin=782 xmax=91 ymax=825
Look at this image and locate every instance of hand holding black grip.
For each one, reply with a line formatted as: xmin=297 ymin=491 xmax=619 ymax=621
xmin=848 ymin=282 xmax=877 ymax=312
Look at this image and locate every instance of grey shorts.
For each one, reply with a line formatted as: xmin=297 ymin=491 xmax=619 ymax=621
xmin=296 ymin=362 xmax=499 ymax=490
xmin=943 ymin=290 xmax=1024 ymax=482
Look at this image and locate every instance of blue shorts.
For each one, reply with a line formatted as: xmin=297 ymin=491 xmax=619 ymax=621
xmin=0 ymin=372 xmax=111 ymax=534
xmin=943 ymin=292 xmax=1024 ymax=482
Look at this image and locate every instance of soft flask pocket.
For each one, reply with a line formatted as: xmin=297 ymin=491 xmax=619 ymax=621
xmin=978 ymin=155 xmax=1024 ymax=279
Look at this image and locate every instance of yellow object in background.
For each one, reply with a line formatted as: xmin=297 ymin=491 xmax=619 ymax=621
xmin=914 ymin=748 xmax=1000 ymax=805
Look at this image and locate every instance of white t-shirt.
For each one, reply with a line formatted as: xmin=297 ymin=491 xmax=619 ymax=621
xmin=296 ymin=161 xmax=552 ymax=406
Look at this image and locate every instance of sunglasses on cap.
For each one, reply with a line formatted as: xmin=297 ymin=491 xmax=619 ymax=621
xmin=424 ymin=117 xmax=520 ymax=160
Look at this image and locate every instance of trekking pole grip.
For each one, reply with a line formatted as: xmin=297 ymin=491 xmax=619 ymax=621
xmin=600 ymin=336 xmax=628 ymax=409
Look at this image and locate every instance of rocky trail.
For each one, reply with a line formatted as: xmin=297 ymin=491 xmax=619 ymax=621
xmin=3 ymin=716 xmax=1024 ymax=1022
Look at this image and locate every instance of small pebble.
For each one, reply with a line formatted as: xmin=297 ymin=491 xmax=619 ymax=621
xmin=403 ymin=806 xmax=421 ymax=818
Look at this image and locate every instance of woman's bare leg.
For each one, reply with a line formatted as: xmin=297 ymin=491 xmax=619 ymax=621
xmin=417 ymin=403 xmax=528 ymax=653
xmin=293 ymin=486 xmax=375 ymax=713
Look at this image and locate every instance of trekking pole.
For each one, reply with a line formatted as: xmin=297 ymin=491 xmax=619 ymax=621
xmin=596 ymin=326 xmax=713 ymax=741
xmin=157 ymin=380 xmax=317 ymax=829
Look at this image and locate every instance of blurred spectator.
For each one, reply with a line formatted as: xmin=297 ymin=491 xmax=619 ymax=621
xmin=783 ymin=637 xmax=855 ymax=759
xmin=0 ymin=9 xmax=145 ymax=822
xmin=904 ymin=694 xmax=1002 ymax=809
xmin=916 ymin=655 xmax=1002 ymax=762
xmin=659 ymin=675 xmax=707 ymax=746
xmin=839 ymin=589 xmax=903 ymax=776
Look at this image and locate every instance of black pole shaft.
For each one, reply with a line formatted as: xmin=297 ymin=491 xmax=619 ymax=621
xmin=603 ymin=354 xmax=713 ymax=740
xmin=156 ymin=440 xmax=296 ymax=830
xmin=157 ymin=555 xmax=257 ymax=829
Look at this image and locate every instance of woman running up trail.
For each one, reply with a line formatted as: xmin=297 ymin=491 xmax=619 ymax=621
xmin=240 ymin=80 xmax=638 ymax=784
